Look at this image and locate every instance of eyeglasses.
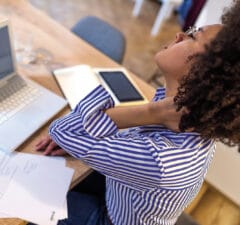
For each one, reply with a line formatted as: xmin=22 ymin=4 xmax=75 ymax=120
xmin=185 ymin=26 xmax=198 ymax=38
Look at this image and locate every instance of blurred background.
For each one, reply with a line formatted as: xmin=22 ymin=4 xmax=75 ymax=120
xmin=29 ymin=0 xmax=180 ymax=87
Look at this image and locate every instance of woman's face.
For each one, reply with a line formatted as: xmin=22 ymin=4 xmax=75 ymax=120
xmin=155 ymin=24 xmax=222 ymax=80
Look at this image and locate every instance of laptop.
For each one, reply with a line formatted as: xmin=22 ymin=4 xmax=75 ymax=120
xmin=0 ymin=20 xmax=67 ymax=153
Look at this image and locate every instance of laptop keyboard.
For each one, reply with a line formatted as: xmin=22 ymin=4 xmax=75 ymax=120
xmin=0 ymin=77 xmax=41 ymax=125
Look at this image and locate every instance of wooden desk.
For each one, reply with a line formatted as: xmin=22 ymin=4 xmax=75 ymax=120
xmin=0 ymin=0 xmax=155 ymax=224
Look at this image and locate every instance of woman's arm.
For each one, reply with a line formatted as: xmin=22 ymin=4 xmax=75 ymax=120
xmin=105 ymin=97 xmax=181 ymax=131
xmin=36 ymin=86 xmax=181 ymax=156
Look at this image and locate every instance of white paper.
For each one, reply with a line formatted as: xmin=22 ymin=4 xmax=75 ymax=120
xmin=0 ymin=152 xmax=73 ymax=225
xmin=13 ymin=152 xmax=66 ymax=167
xmin=0 ymin=202 xmax=67 ymax=220
xmin=0 ymin=152 xmax=65 ymax=199
xmin=0 ymin=152 xmax=18 ymax=199
xmin=55 ymin=200 xmax=68 ymax=220
xmin=0 ymin=212 xmax=13 ymax=218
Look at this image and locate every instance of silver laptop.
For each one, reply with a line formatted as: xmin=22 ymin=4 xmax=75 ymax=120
xmin=0 ymin=20 xmax=67 ymax=153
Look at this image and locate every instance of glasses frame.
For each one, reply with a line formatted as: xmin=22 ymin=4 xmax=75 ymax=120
xmin=185 ymin=26 xmax=198 ymax=37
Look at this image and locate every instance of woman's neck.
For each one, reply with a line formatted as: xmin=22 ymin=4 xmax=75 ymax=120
xmin=164 ymin=77 xmax=179 ymax=97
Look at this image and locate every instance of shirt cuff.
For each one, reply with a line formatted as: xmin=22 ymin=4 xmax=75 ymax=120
xmin=73 ymin=85 xmax=117 ymax=137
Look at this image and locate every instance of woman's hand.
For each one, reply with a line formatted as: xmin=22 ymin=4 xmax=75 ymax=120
xmin=35 ymin=135 xmax=67 ymax=156
xmin=149 ymin=97 xmax=183 ymax=131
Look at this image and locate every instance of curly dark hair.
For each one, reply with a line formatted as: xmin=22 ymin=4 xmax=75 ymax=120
xmin=174 ymin=0 xmax=240 ymax=148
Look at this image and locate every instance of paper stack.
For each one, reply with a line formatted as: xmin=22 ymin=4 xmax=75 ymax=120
xmin=0 ymin=151 xmax=74 ymax=225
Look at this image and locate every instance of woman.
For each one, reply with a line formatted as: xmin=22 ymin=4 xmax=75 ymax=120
xmin=36 ymin=1 xmax=239 ymax=225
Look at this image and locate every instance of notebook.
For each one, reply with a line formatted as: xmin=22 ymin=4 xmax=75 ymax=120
xmin=53 ymin=65 xmax=148 ymax=109
xmin=0 ymin=20 xmax=67 ymax=153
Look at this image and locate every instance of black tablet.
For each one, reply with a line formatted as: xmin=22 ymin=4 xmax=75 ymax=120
xmin=95 ymin=68 xmax=148 ymax=105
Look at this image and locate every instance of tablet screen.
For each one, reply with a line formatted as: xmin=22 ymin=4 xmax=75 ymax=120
xmin=98 ymin=71 xmax=144 ymax=102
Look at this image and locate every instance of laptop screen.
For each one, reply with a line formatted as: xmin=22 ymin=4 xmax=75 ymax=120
xmin=0 ymin=25 xmax=14 ymax=80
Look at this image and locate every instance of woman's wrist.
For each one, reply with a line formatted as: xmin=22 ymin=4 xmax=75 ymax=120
xmin=105 ymin=103 xmax=156 ymax=129
xmin=148 ymin=101 xmax=165 ymax=125
xmin=148 ymin=98 xmax=181 ymax=131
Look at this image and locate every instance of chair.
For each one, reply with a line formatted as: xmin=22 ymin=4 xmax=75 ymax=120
xmin=175 ymin=213 xmax=200 ymax=225
xmin=71 ymin=16 xmax=126 ymax=64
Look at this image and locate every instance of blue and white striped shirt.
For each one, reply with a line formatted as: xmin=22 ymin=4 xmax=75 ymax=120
xmin=49 ymin=85 xmax=215 ymax=225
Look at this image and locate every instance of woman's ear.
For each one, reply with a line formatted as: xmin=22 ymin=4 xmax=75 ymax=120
xmin=175 ymin=32 xmax=187 ymax=43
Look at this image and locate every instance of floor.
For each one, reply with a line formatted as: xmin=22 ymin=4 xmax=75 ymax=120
xmin=192 ymin=187 xmax=240 ymax=225
xmin=29 ymin=0 xmax=240 ymax=224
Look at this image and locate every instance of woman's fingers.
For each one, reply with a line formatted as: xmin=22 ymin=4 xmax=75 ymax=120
xmin=50 ymin=149 xmax=67 ymax=156
xmin=35 ymin=135 xmax=66 ymax=156
xmin=43 ymin=140 xmax=59 ymax=155
xmin=35 ymin=136 xmax=52 ymax=151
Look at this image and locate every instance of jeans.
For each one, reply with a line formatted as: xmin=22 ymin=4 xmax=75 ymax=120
xmin=57 ymin=191 xmax=111 ymax=225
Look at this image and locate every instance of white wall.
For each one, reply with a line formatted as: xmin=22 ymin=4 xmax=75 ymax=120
xmin=195 ymin=0 xmax=233 ymax=26
xmin=206 ymin=143 xmax=240 ymax=206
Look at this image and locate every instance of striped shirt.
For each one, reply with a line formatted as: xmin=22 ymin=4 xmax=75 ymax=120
xmin=49 ymin=85 xmax=215 ymax=225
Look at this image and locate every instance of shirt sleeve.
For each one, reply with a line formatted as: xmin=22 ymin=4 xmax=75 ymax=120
xmin=49 ymin=85 xmax=162 ymax=187
xmin=152 ymin=87 xmax=166 ymax=102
